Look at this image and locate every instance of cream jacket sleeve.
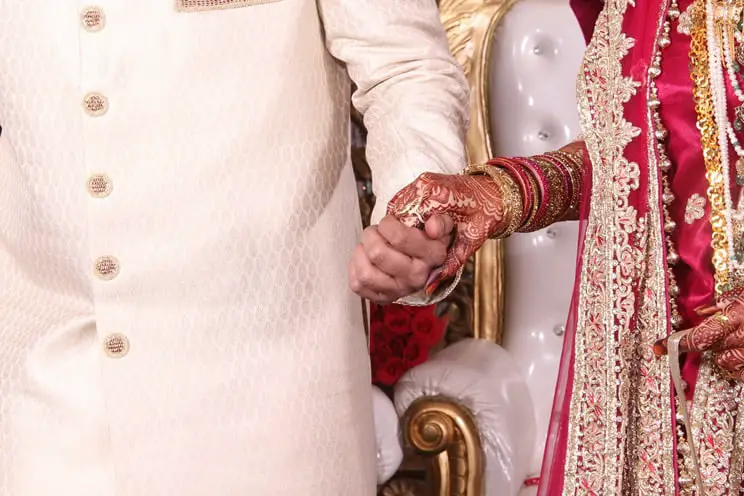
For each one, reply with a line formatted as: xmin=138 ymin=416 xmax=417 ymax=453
xmin=317 ymin=0 xmax=470 ymax=225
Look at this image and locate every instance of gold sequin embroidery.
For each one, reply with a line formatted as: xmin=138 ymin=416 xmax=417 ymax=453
xmin=563 ymin=0 xmax=655 ymax=491
xmin=678 ymin=3 xmax=695 ymax=35
xmin=175 ymin=0 xmax=282 ymax=12
xmin=684 ymin=193 xmax=707 ymax=224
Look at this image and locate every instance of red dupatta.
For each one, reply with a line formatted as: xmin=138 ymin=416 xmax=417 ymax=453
xmin=537 ymin=0 xmax=744 ymax=493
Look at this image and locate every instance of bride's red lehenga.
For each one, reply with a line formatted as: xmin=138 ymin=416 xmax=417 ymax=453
xmin=535 ymin=0 xmax=744 ymax=493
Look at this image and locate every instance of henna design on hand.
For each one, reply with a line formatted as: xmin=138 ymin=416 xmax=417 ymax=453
xmin=654 ymin=295 xmax=744 ymax=381
xmin=387 ymin=172 xmax=507 ymax=282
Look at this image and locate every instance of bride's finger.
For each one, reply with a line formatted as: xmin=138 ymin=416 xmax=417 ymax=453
xmin=654 ymin=312 xmax=735 ymax=356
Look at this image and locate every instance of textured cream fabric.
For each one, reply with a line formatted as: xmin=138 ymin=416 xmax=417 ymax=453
xmin=0 ymin=1 xmax=467 ymax=495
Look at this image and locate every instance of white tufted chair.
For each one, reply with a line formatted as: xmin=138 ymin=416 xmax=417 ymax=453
xmin=489 ymin=1 xmax=585 ymax=490
xmin=373 ymin=1 xmax=587 ymax=495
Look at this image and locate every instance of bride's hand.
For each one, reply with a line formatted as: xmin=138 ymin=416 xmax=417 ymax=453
xmin=387 ymin=172 xmax=510 ymax=289
xmin=654 ymin=295 xmax=744 ymax=381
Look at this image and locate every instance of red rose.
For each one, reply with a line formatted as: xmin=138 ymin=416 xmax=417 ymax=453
xmin=410 ymin=307 xmax=447 ymax=347
xmin=403 ymin=339 xmax=426 ymax=364
xmin=369 ymin=321 xmax=388 ymax=354
xmin=369 ymin=304 xmax=449 ymax=386
xmin=385 ymin=334 xmax=408 ymax=357
xmin=373 ymin=356 xmax=408 ymax=386
xmin=383 ymin=304 xmax=414 ymax=333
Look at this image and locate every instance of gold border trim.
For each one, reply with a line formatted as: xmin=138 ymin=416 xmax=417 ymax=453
xmin=175 ymin=0 xmax=283 ymax=12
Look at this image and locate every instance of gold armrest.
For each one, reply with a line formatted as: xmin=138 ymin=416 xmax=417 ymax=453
xmin=379 ymin=396 xmax=484 ymax=496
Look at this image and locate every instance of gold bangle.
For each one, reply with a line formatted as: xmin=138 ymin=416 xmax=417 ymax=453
xmin=519 ymin=168 xmax=541 ymax=230
xmin=463 ymin=163 xmax=523 ymax=238
xmin=524 ymin=156 xmax=570 ymax=231
xmin=549 ymin=149 xmax=583 ymax=213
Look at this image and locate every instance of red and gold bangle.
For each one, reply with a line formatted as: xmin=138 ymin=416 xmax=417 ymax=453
xmin=520 ymin=169 xmax=541 ymax=230
xmin=487 ymin=157 xmax=534 ymax=225
xmin=549 ymin=149 xmax=584 ymax=213
xmin=540 ymin=153 xmax=573 ymax=204
xmin=515 ymin=157 xmax=551 ymax=231
xmin=540 ymin=156 xmax=571 ymax=228
xmin=531 ymin=155 xmax=571 ymax=228
xmin=477 ymin=145 xmax=584 ymax=234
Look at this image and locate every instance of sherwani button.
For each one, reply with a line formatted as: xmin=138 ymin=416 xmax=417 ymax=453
xmin=94 ymin=256 xmax=120 ymax=281
xmin=103 ymin=333 xmax=130 ymax=358
xmin=80 ymin=7 xmax=105 ymax=32
xmin=83 ymin=92 xmax=109 ymax=117
xmin=87 ymin=174 xmax=113 ymax=198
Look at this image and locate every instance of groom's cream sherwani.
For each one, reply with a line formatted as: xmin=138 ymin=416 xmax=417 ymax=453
xmin=0 ymin=0 xmax=467 ymax=494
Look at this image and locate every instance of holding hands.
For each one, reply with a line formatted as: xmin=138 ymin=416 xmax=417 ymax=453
xmin=386 ymin=172 xmax=513 ymax=284
xmin=348 ymin=214 xmax=453 ymax=303
xmin=349 ymin=170 xmax=514 ymax=302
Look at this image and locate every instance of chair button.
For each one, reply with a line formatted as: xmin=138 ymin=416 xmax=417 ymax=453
xmin=94 ymin=256 xmax=120 ymax=281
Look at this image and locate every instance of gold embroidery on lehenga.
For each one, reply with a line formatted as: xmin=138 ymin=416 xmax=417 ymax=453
xmin=632 ymin=3 xmax=678 ymax=494
xmin=564 ymin=0 xmax=666 ymax=492
xmin=684 ymin=193 xmax=707 ymax=224
xmin=564 ymin=0 xmax=744 ymax=492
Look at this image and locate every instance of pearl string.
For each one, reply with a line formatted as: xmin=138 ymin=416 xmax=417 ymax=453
xmin=707 ymin=0 xmax=738 ymax=268
xmin=721 ymin=25 xmax=744 ymax=159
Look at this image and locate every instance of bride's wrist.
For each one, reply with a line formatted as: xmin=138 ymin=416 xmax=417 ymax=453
xmin=474 ymin=148 xmax=583 ymax=233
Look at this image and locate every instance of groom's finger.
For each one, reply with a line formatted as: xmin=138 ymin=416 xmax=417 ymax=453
xmin=424 ymin=214 xmax=455 ymax=242
xmin=377 ymin=215 xmax=448 ymax=265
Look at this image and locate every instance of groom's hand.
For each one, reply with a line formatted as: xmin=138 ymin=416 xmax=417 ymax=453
xmin=348 ymin=214 xmax=454 ymax=303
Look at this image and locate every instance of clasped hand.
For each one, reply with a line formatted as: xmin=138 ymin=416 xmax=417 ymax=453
xmin=348 ymin=172 xmax=505 ymax=303
xmin=347 ymin=215 xmax=453 ymax=303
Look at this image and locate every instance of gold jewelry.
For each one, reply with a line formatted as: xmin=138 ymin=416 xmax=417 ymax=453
xmin=527 ymin=156 xmax=570 ymax=231
xmin=520 ymin=171 xmax=541 ymax=230
xmin=463 ymin=163 xmax=523 ymax=238
xmin=691 ymin=1 xmax=733 ymax=296
xmin=548 ymin=148 xmax=584 ymax=214
xmin=397 ymin=196 xmax=426 ymax=225
xmin=713 ymin=313 xmax=730 ymax=325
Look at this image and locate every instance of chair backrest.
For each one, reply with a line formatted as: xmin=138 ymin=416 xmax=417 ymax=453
xmin=439 ymin=0 xmax=586 ymax=480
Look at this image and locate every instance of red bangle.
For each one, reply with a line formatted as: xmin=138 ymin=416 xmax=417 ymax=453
xmin=524 ymin=477 xmax=540 ymax=487
xmin=515 ymin=157 xmax=550 ymax=229
xmin=549 ymin=149 xmax=583 ymax=212
xmin=487 ymin=158 xmax=534 ymax=226
xmin=541 ymin=154 xmax=573 ymax=206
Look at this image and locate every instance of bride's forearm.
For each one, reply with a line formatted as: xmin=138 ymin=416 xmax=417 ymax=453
xmin=465 ymin=141 xmax=586 ymax=235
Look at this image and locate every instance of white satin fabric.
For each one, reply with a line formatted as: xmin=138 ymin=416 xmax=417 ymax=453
xmin=488 ymin=0 xmax=585 ymax=493
xmin=371 ymin=386 xmax=404 ymax=485
xmin=0 ymin=1 xmax=467 ymax=494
